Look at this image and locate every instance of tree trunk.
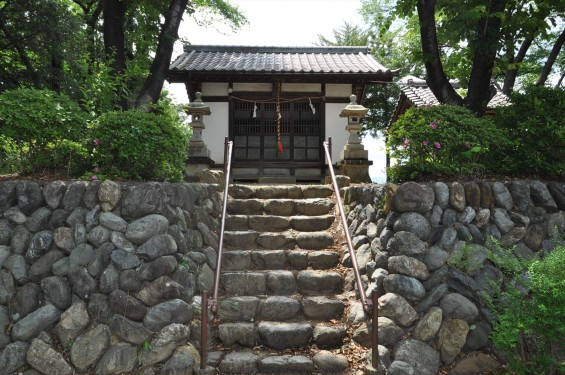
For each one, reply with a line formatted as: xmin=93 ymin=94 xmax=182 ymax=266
xmin=466 ymin=0 xmax=508 ymax=115
xmin=135 ymin=0 xmax=189 ymax=109
xmin=502 ymin=36 xmax=533 ymax=95
xmin=416 ymin=0 xmax=463 ymax=105
xmin=103 ymin=0 xmax=127 ymax=109
xmin=536 ymin=27 xmax=565 ymax=86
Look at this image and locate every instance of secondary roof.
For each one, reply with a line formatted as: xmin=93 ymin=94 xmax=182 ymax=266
xmin=399 ymin=76 xmax=511 ymax=108
xmin=390 ymin=75 xmax=512 ymax=123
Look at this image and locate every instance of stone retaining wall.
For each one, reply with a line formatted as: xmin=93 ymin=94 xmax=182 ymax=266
xmin=0 ymin=180 xmax=221 ymax=375
xmin=342 ymin=181 xmax=565 ymax=374
xmin=1 ymin=179 xmax=564 ymax=374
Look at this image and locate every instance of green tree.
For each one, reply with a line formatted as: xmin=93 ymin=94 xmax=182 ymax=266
xmin=0 ymin=0 xmax=86 ymax=94
xmin=0 ymin=0 xmax=247 ymax=111
xmin=360 ymin=0 xmax=565 ymax=113
xmin=94 ymin=0 xmax=247 ymax=110
xmin=317 ymin=22 xmax=370 ymax=47
xmin=317 ymin=22 xmax=403 ymax=138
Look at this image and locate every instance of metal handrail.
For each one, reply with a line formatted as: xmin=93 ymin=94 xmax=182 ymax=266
xmin=200 ymin=137 xmax=233 ymax=370
xmin=211 ymin=137 xmax=233 ymax=312
xmin=322 ymin=139 xmax=372 ymax=312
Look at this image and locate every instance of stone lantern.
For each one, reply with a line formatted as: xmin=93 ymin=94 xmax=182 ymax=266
xmin=184 ymin=92 xmax=213 ymax=180
xmin=338 ymin=94 xmax=372 ymax=182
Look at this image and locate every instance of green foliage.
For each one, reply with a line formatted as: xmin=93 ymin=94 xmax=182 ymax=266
xmin=386 ymin=105 xmax=506 ymax=182
xmin=363 ymin=0 xmax=565 ymax=105
xmin=0 ymin=136 xmax=19 ymax=174
xmin=447 ymin=244 xmax=484 ymax=275
xmin=361 ymin=83 xmax=401 ymax=139
xmin=78 ymin=58 xmax=126 ymax=115
xmin=491 ymin=246 xmax=565 ymax=374
xmin=492 ymin=85 xmax=565 ymax=177
xmin=88 ymin=105 xmax=190 ymax=182
xmin=0 ymin=0 xmax=86 ymax=94
xmin=1 ymin=0 xmax=247 ymax=110
xmin=485 ymin=237 xmax=530 ymax=277
xmin=0 ymin=88 xmax=87 ymax=174
xmin=316 ymin=22 xmax=370 ymax=47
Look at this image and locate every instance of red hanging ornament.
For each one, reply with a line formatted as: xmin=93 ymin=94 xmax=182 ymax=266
xmin=276 ymin=81 xmax=283 ymax=154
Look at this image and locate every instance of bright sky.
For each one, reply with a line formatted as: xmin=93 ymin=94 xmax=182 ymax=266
xmin=167 ymin=0 xmax=387 ymax=182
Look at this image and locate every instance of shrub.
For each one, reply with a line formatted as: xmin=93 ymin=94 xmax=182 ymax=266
xmin=493 ymin=85 xmax=565 ymax=177
xmin=0 ymin=135 xmax=19 ymax=174
xmin=386 ymin=105 xmax=507 ymax=182
xmin=88 ymin=107 xmax=190 ymax=182
xmin=0 ymin=88 xmax=87 ymax=174
xmin=491 ymin=246 xmax=565 ymax=374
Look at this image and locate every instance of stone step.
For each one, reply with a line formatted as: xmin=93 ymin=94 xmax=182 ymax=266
xmin=226 ymin=198 xmax=334 ymax=217
xmin=216 ymin=295 xmax=346 ymax=322
xmin=225 ymin=214 xmax=335 ymax=232
xmin=223 ymin=231 xmax=334 ymax=250
xmin=216 ymin=351 xmax=315 ymax=374
xmin=214 ymin=350 xmax=350 ymax=374
xmin=222 ymin=250 xmax=339 ymax=271
xmin=229 ymin=184 xmax=333 ymax=200
xmin=218 ymin=322 xmax=313 ymax=350
xmin=220 ymin=270 xmax=344 ymax=296
xmin=215 ymin=184 xmax=346 ymax=374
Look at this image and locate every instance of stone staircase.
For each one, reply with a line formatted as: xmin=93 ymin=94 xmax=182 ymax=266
xmin=210 ymin=184 xmax=353 ymax=374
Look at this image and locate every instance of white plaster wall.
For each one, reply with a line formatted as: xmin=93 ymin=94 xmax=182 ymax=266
xmin=326 ymin=84 xmax=352 ymax=98
xmin=202 ymin=102 xmax=229 ymax=164
xmin=326 ymin=103 xmax=349 ymax=163
xmin=282 ymin=83 xmax=321 ymax=92
xmin=202 ymin=83 xmax=229 ymax=96
xmin=233 ymin=83 xmax=272 ymax=92
xmin=200 ymin=96 xmax=352 ymax=165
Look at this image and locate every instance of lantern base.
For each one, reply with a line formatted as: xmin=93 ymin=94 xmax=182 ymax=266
xmin=185 ymin=157 xmax=215 ymax=181
xmin=338 ymin=159 xmax=372 ymax=183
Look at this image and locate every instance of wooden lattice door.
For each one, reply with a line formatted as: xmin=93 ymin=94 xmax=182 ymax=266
xmin=231 ymin=100 xmax=322 ymax=166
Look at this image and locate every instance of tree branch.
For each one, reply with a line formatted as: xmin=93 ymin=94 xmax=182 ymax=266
xmin=0 ymin=22 xmax=40 ymax=87
xmin=135 ymin=0 xmax=189 ymax=108
xmin=556 ymin=71 xmax=565 ymax=87
xmin=502 ymin=36 xmax=534 ymax=95
xmin=536 ymin=27 xmax=565 ymax=86
xmin=416 ymin=0 xmax=463 ymax=105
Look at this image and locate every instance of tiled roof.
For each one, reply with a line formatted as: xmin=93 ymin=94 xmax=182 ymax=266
xmin=169 ymin=45 xmax=395 ymax=78
xmin=399 ymin=76 xmax=511 ymax=109
xmin=487 ymin=89 xmax=512 ymax=108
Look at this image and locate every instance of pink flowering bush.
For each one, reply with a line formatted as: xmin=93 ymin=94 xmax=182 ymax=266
xmin=387 ymin=105 xmax=506 ymax=182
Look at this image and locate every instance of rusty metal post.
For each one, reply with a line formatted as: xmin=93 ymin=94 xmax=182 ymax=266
xmin=200 ymin=290 xmax=208 ymax=370
xmin=223 ymin=137 xmax=228 ymax=175
xmin=323 ymin=140 xmax=371 ymax=311
xmin=371 ymin=290 xmax=379 ymax=371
